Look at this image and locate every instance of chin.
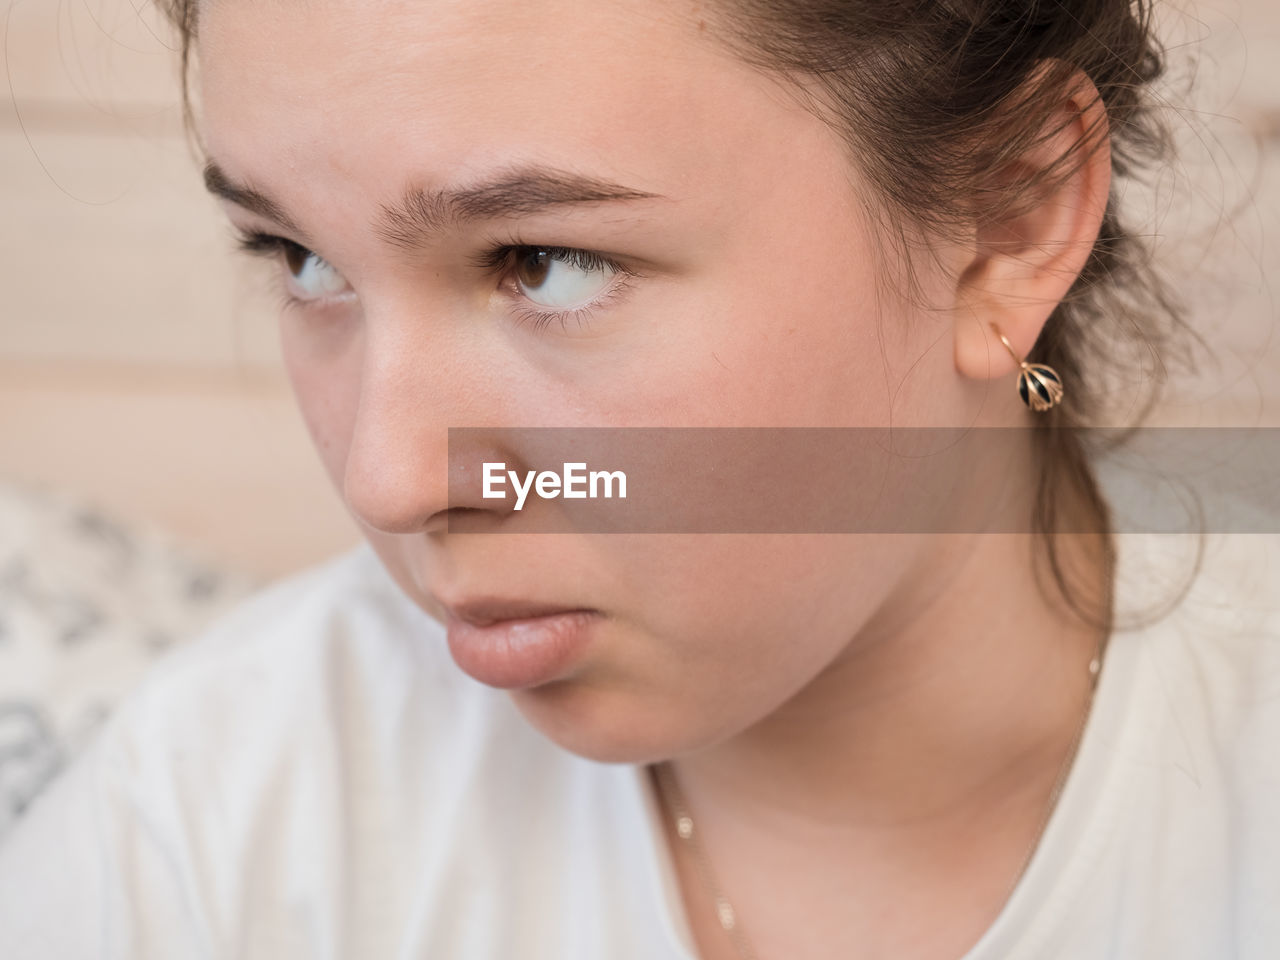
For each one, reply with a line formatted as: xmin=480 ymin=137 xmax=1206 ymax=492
xmin=507 ymin=682 xmax=700 ymax=766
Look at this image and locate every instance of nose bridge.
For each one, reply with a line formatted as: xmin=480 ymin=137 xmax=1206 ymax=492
xmin=342 ymin=294 xmax=527 ymax=535
xmin=343 ymin=309 xmax=495 ymax=535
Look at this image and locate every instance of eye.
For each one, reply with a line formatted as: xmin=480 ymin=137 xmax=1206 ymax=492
xmin=278 ymin=240 xmax=351 ymax=302
xmin=511 ymin=247 xmax=617 ymax=310
xmin=234 ymin=231 xmax=352 ymax=304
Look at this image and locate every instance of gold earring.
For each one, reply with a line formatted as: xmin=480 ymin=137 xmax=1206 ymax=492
xmin=992 ymin=323 xmax=1063 ymax=412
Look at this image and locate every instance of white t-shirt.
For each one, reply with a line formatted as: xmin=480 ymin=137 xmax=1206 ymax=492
xmin=0 ymin=532 xmax=1277 ymax=959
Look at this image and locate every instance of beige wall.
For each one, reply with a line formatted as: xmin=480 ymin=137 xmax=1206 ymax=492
xmin=1 ymin=0 xmax=358 ymax=578
xmin=2 ymin=0 xmax=1278 ymax=579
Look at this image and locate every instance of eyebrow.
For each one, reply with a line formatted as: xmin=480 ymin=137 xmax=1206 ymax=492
xmin=376 ymin=166 xmax=666 ymax=247
xmin=202 ymin=160 xmax=666 ymax=246
xmin=203 ymin=162 xmax=303 ymax=234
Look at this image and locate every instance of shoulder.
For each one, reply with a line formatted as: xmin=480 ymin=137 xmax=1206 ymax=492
xmin=1118 ymin=532 xmax=1280 ymax=680
xmin=0 ymin=544 xmax=601 ymax=955
xmin=127 ymin=541 xmax=464 ymax=714
xmin=151 ymin=540 xmax=429 ymax=676
xmin=1112 ymin=532 xmax=1280 ymax=808
xmin=99 ymin=541 xmax=517 ymax=795
xmin=976 ymin=535 xmax=1280 ymax=960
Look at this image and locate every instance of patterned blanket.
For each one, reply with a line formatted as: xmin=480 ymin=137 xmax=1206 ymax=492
xmin=0 ymin=482 xmax=257 ymax=843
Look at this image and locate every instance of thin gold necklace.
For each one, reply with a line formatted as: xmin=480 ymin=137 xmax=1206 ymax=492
xmin=651 ymin=642 xmax=1106 ymax=960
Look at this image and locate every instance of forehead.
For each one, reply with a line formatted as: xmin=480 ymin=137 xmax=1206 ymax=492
xmin=195 ymin=0 xmax=853 ymax=225
xmin=200 ymin=0 xmax=709 ymax=107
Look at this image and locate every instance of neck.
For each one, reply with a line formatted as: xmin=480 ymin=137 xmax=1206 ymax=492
xmin=663 ymin=479 xmax=1113 ymax=857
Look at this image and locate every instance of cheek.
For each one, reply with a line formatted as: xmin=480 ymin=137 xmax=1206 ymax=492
xmin=280 ymin=312 xmax=364 ymax=490
xmin=514 ymin=533 xmax=917 ymax=762
xmin=670 ymin=195 xmax=897 ymax=428
xmin=630 ymin=534 xmax=910 ymax=680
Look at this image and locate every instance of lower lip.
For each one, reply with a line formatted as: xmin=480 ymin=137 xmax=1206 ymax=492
xmin=445 ymin=610 xmax=598 ymax=689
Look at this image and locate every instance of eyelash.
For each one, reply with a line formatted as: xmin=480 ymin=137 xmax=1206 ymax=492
xmin=473 ymin=239 xmax=636 ymax=332
xmin=232 ymin=230 xmax=636 ymax=331
xmin=234 ymin=231 xmax=326 ymax=313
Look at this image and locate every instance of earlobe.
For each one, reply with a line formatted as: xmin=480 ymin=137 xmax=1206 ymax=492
xmin=953 ymin=70 xmax=1112 ymax=391
xmin=992 ymin=321 xmax=1065 ymax=412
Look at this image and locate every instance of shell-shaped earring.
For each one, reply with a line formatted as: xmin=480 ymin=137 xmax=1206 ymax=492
xmin=992 ymin=323 xmax=1063 ymax=412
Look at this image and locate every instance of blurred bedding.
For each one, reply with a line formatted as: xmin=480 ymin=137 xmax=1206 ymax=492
xmin=0 ymin=480 xmax=258 ymax=843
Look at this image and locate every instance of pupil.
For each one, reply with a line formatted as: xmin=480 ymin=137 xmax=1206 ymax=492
xmin=283 ymin=241 xmax=310 ymax=277
xmin=517 ymin=249 xmax=550 ymax=288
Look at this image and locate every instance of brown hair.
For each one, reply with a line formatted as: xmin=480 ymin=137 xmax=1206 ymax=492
xmin=694 ymin=0 xmax=1205 ymax=632
xmin=160 ymin=0 xmax=1200 ymax=632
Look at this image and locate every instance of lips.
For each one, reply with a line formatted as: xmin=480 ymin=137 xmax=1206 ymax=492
xmin=444 ymin=597 xmax=594 ymax=627
xmin=439 ymin=596 xmax=600 ymax=689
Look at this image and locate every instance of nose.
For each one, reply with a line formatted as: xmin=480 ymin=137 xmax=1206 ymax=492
xmin=341 ymin=320 xmax=512 ymax=536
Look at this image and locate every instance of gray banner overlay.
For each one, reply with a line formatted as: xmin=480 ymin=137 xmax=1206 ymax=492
xmin=444 ymin=428 xmax=1280 ymax=534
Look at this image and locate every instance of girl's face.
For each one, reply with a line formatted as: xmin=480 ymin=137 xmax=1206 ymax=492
xmin=199 ymin=0 xmax=992 ymax=761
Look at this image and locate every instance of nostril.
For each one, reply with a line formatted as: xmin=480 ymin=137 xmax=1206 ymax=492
xmin=425 ymin=505 xmax=497 ymax=535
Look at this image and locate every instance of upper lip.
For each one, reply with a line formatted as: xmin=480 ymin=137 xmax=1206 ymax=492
xmin=439 ymin=597 xmax=594 ymax=627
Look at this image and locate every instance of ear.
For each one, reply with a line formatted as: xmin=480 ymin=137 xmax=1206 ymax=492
xmin=953 ymin=70 xmax=1112 ymax=383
